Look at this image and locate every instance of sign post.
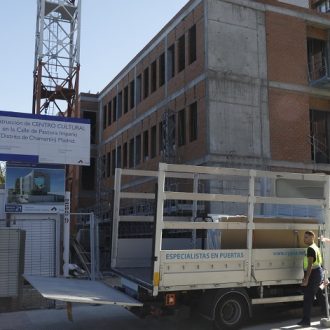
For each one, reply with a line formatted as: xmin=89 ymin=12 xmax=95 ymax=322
xmin=63 ymin=191 xmax=71 ymax=277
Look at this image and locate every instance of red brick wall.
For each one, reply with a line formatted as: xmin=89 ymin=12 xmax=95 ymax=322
xmin=266 ymin=11 xmax=308 ymax=85
xmin=102 ymin=80 xmax=206 ymax=186
xmin=98 ymin=2 xmax=206 ymax=179
xmin=269 ymin=88 xmax=311 ymax=162
xmin=72 ymin=95 xmax=98 ymax=212
xmin=266 ymin=10 xmax=330 ymax=163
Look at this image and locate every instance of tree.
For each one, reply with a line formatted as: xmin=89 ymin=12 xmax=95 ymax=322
xmin=0 ymin=161 xmax=5 ymax=185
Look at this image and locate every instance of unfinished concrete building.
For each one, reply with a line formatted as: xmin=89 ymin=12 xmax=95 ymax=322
xmin=74 ymin=0 xmax=330 ymax=216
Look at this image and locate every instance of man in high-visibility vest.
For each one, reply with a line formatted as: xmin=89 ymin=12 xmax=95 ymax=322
xmin=297 ymin=230 xmax=323 ymax=327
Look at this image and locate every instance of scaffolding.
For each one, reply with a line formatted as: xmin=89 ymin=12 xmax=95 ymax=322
xmin=161 ymin=109 xmax=177 ymax=164
xmin=32 ymin=0 xmax=81 ymax=117
xmin=96 ymin=151 xmax=112 ymax=221
xmin=161 ymin=109 xmax=180 ymax=214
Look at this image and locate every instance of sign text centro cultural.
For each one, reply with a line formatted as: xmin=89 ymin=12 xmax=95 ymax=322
xmin=0 ymin=111 xmax=90 ymax=165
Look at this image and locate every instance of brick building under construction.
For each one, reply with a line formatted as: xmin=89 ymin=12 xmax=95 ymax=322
xmin=73 ymin=0 xmax=330 ymax=216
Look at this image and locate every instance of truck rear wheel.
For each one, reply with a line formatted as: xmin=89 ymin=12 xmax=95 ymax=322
xmin=213 ymin=294 xmax=247 ymax=330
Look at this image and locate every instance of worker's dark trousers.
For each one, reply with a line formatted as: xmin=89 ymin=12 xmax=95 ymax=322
xmin=302 ymin=267 xmax=323 ymax=323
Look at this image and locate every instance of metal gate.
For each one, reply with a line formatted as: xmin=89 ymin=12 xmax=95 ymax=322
xmin=9 ymin=218 xmax=58 ymax=276
xmin=4 ymin=217 xmax=60 ymax=309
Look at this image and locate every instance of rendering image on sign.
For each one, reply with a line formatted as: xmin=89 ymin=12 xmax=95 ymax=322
xmin=5 ymin=165 xmax=65 ymax=213
xmin=0 ymin=111 xmax=90 ymax=165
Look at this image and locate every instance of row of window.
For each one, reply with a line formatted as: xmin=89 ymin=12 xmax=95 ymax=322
xmin=82 ymin=107 xmax=330 ymax=191
xmin=103 ymin=102 xmax=198 ymax=177
xmin=314 ymin=0 xmax=330 ymax=13
xmin=310 ymin=109 xmax=330 ymax=163
xmin=102 ymin=24 xmax=197 ymax=129
xmin=307 ymin=37 xmax=327 ymax=81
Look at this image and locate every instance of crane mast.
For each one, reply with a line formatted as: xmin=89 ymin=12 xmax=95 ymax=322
xmin=32 ymin=0 xmax=81 ymax=117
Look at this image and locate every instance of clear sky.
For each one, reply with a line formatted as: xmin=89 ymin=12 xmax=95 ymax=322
xmin=0 ymin=0 xmax=189 ymax=114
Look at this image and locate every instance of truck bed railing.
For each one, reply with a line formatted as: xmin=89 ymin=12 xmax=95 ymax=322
xmin=111 ymin=163 xmax=330 ymax=296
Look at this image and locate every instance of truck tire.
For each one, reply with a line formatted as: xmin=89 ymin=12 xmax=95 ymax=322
xmin=213 ymin=294 xmax=248 ymax=330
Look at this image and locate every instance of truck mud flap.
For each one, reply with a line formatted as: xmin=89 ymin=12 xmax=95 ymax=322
xmin=24 ymin=275 xmax=143 ymax=307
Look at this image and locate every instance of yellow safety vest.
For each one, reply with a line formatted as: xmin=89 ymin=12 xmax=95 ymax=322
xmin=303 ymin=243 xmax=322 ymax=271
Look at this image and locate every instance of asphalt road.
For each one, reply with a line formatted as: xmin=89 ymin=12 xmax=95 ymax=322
xmin=0 ymin=303 xmax=328 ymax=330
